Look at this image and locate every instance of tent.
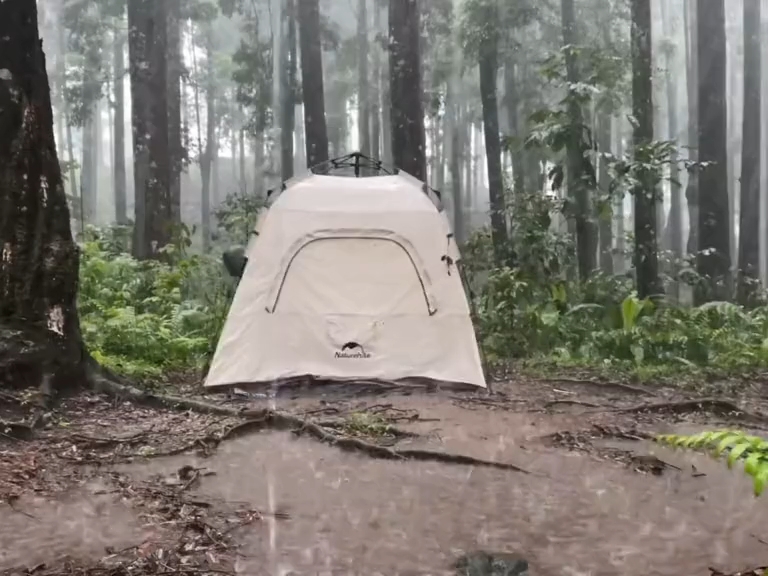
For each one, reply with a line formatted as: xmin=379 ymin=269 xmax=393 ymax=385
xmin=205 ymin=163 xmax=487 ymax=390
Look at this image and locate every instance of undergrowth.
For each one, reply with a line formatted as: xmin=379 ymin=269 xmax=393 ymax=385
xmin=78 ymin=226 xmax=234 ymax=379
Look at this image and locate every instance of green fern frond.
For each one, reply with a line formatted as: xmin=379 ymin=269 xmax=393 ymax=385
xmin=655 ymin=430 xmax=768 ymax=496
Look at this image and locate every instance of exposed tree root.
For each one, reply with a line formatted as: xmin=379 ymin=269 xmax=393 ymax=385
xmin=547 ymin=377 xmax=656 ymax=396
xmin=618 ymin=398 xmax=768 ymax=423
xmin=85 ymin=358 xmax=531 ymax=474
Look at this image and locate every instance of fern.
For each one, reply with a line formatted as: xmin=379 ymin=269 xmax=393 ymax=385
xmin=655 ymin=431 xmax=768 ymax=496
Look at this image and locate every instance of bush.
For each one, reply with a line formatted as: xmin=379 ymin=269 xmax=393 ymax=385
xmin=78 ymin=227 xmax=234 ymax=379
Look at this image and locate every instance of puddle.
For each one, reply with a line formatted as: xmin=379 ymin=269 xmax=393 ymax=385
xmin=111 ymin=430 xmax=768 ymax=576
xmin=0 ymin=479 xmax=146 ymax=570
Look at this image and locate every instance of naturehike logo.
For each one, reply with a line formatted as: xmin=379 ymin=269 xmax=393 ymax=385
xmin=335 ymin=341 xmax=371 ymax=359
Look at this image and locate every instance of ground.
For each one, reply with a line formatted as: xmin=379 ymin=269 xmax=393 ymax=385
xmin=1 ymin=374 xmax=768 ymax=576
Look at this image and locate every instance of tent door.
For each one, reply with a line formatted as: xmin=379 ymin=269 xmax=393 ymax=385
xmin=267 ymin=235 xmax=436 ymax=316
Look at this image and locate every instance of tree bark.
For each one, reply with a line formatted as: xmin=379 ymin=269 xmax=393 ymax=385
xmin=388 ymin=0 xmax=426 ymax=181
xmin=200 ymin=29 xmax=216 ymax=253
xmin=597 ymin=112 xmax=613 ymax=273
xmin=128 ymin=0 xmax=172 ymax=259
xmin=371 ymin=0 xmax=382 ymax=161
xmin=113 ymin=26 xmax=128 ymax=225
xmin=0 ymin=0 xmax=85 ymax=385
xmin=631 ymin=0 xmax=660 ymax=299
xmin=358 ymin=0 xmax=371 ymax=157
xmin=167 ymin=0 xmax=183 ymax=225
xmin=281 ymin=0 xmax=296 ymax=181
xmin=478 ymin=1 xmax=508 ymax=264
xmin=297 ymin=0 xmax=329 ymax=167
xmin=684 ymin=0 xmax=699 ymax=256
xmin=696 ymin=0 xmax=731 ymax=301
xmin=561 ymin=0 xmax=596 ymax=280
xmin=737 ymin=0 xmax=761 ymax=304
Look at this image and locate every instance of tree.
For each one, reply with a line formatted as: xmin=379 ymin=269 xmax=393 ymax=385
xmin=389 ymin=0 xmax=427 ymax=180
xmin=630 ymin=0 xmax=659 ymax=299
xmin=281 ymin=0 xmax=297 ymax=181
xmin=128 ymin=0 xmax=173 ymax=259
xmin=737 ymin=0 xmax=761 ymax=304
xmin=473 ymin=0 xmax=508 ymax=262
xmin=357 ymin=0 xmax=371 ymax=157
xmin=0 ymin=0 xmax=85 ymax=386
xmin=560 ymin=0 xmax=596 ymax=280
xmin=113 ymin=22 xmax=128 ymax=225
xmin=297 ymin=0 xmax=329 ymax=167
xmin=696 ymin=0 xmax=730 ymax=301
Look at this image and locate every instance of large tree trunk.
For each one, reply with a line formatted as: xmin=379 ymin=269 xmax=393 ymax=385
xmin=297 ymin=0 xmax=329 ymax=167
xmin=696 ymin=0 xmax=731 ymax=301
xmin=128 ymin=0 xmax=172 ymax=259
xmin=280 ymin=0 xmax=296 ymax=181
xmin=478 ymin=2 xmax=508 ymax=264
xmin=0 ymin=0 xmax=85 ymax=385
xmin=613 ymin=116 xmax=626 ymax=273
xmin=561 ymin=0 xmax=596 ymax=280
xmin=357 ymin=0 xmax=371 ymax=157
xmin=388 ymin=0 xmax=426 ymax=181
xmin=631 ymin=0 xmax=660 ymax=299
xmin=737 ymin=0 xmax=761 ymax=304
xmin=113 ymin=26 xmax=128 ymax=225
xmin=167 ymin=0 xmax=183 ymax=225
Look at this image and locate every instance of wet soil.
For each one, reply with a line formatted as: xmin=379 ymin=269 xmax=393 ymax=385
xmin=2 ymin=377 xmax=768 ymax=575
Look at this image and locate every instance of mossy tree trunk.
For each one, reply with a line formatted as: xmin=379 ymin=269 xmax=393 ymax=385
xmin=0 ymin=0 xmax=85 ymax=387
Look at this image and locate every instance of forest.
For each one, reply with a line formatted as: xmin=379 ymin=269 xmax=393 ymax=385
xmin=12 ymin=0 xmax=768 ymax=383
xmin=3 ymin=0 xmax=768 ymax=575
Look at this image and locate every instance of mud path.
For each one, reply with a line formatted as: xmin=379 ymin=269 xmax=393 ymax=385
xmin=2 ymin=378 xmax=768 ymax=575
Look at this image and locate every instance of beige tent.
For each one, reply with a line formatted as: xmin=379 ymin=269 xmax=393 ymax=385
xmin=205 ymin=169 xmax=487 ymax=389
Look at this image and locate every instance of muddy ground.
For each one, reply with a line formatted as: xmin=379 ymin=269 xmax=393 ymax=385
xmin=2 ymin=375 xmax=768 ymax=576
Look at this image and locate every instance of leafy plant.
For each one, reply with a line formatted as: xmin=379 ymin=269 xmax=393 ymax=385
xmin=655 ymin=431 xmax=768 ymax=496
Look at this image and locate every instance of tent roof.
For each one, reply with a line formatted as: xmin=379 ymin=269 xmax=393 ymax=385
xmin=268 ymin=172 xmax=441 ymax=214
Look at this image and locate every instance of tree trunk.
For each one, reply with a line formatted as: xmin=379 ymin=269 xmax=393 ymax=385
xmin=631 ymin=0 xmax=660 ymax=299
xmin=737 ymin=0 xmax=761 ymax=304
xmin=660 ymin=0 xmax=681 ymax=267
xmin=561 ymin=0 xmax=596 ymax=280
xmin=358 ymin=0 xmax=371 ymax=157
xmin=388 ymin=0 xmax=426 ymax=180
xmin=200 ymin=30 xmax=216 ymax=253
xmin=113 ymin=26 xmax=128 ymax=225
xmin=371 ymin=0 xmax=382 ymax=161
xmin=696 ymin=0 xmax=731 ymax=301
xmin=684 ymin=0 xmax=699 ymax=256
xmin=80 ymin=109 xmax=96 ymax=224
xmin=128 ymin=0 xmax=172 ymax=259
xmin=281 ymin=0 xmax=296 ymax=181
xmin=478 ymin=2 xmax=508 ymax=264
xmin=613 ymin=116 xmax=626 ymax=273
xmin=503 ymin=60 xmax=524 ymax=197
xmin=0 ymin=0 xmax=85 ymax=384
xmin=239 ymin=128 xmax=246 ymax=193
xmin=297 ymin=0 xmax=329 ymax=167
xmin=597 ymin=112 xmax=613 ymax=273
xmin=167 ymin=0 xmax=183 ymax=225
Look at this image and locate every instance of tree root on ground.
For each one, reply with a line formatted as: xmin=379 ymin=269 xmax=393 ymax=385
xmin=546 ymin=377 xmax=656 ymax=397
xmin=618 ymin=398 xmax=768 ymax=423
xmin=85 ymin=358 xmax=531 ymax=474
